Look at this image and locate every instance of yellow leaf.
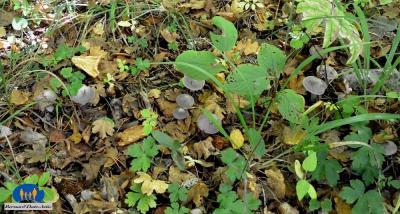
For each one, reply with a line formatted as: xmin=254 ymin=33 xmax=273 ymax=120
xmin=71 ymin=56 xmax=101 ymax=78
xmin=188 ymin=182 xmax=209 ymax=207
xmin=92 ymin=117 xmax=115 ymax=139
xmin=230 ymin=129 xmax=244 ymax=149
xmin=116 ymin=125 xmax=147 ymax=146
xmin=0 ymin=26 xmax=6 ymax=37
xmin=148 ymin=89 xmax=161 ymax=99
xmin=134 ymin=172 xmax=169 ymax=195
xmin=92 ymin=22 xmax=104 ymax=35
xmin=10 ymin=89 xmax=30 ymax=106
xmin=265 ymin=168 xmax=286 ymax=199
xmin=282 ymin=126 xmax=306 ymax=145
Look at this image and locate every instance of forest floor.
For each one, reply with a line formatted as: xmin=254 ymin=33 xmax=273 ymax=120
xmin=1 ymin=0 xmax=400 ymax=214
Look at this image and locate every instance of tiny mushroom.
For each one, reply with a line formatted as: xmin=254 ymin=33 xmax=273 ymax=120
xmin=183 ymin=75 xmax=205 ymax=91
xmin=302 ymin=76 xmax=328 ymax=96
xmin=176 ymin=94 xmax=195 ymax=109
xmin=197 ymin=113 xmax=221 ymax=134
xmin=71 ymin=85 xmax=95 ymax=105
xmin=173 ymin=107 xmax=190 ymax=120
xmin=383 ymin=141 xmax=397 ymax=156
xmin=35 ymin=89 xmax=58 ymax=112
xmin=316 ymin=65 xmax=338 ymax=83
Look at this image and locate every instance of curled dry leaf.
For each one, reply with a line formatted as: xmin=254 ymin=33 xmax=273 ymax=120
xmin=10 ymin=89 xmax=30 ymax=106
xmin=160 ymin=28 xmax=180 ymax=43
xmin=92 ymin=117 xmax=115 ymax=139
xmin=168 ymin=166 xmax=196 ymax=183
xmin=265 ymin=168 xmax=286 ymax=199
xmin=282 ymin=126 xmax=307 ymax=145
xmin=192 ymin=137 xmax=216 ymax=159
xmin=278 ymin=202 xmax=299 ymax=214
xmin=188 ymin=182 xmax=209 ymax=208
xmin=71 ymin=55 xmax=101 ymax=78
xmin=133 ymin=172 xmax=169 ymax=196
xmin=116 ymin=125 xmax=146 ymax=146
xmin=148 ymin=89 xmax=161 ymax=98
xmin=156 ymin=97 xmax=177 ymax=117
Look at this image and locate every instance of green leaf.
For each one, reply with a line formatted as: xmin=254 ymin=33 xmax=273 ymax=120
xmin=210 ymin=16 xmax=238 ymax=52
xmin=277 ymin=89 xmax=305 ymax=124
xmin=11 ymin=17 xmax=28 ymax=30
xmin=296 ymin=0 xmax=362 ymax=64
xmin=4 ymin=182 xmax=18 ymax=192
xmin=125 ymin=184 xmax=157 ymax=213
xmin=321 ymin=198 xmax=332 ymax=212
xmin=42 ymin=187 xmax=59 ymax=203
xmin=224 ymin=64 xmax=269 ymax=101
xmin=302 ymin=151 xmax=317 ymax=172
xmin=24 ymin=174 xmax=39 ymax=184
xmin=312 ymin=153 xmax=342 ymax=187
xmin=339 ymin=179 xmax=365 ymax=204
xmin=309 ymin=199 xmax=320 ymax=211
xmin=246 ymin=128 xmax=266 ymax=158
xmin=141 ymin=109 xmax=158 ymax=135
xmin=152 ymin=131 xmax=180 ymax=151
xmin=0 ymin=187 xmax=11 ymax=202
xmin=168 ymin=183 xmax=188 ymax=203
xmin=257 ymin=43 xmax=286 ymax=78
xmin=127 ymin=137 xmax=159 ymax=172
xmin=296 ymin=179 xmax=310 ymax=200
xmin=38 ymin=171 xmax=51 ymax=187
xmin=308 ymin=184 xmax=317 ymax=199
xmin=221 ymin=148 xmax=247 ymax=182
xmin=175 ymin=50 xmax=225 ymax=80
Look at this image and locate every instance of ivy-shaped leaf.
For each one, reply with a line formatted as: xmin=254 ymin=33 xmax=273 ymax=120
xmin=210 ymin=16 xmax=238 ymax=52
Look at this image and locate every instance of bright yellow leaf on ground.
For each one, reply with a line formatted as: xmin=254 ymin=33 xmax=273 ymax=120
xmin=134 ymin=172 xmax=168 ymax=195
xmin=230 ymin=129 xmax=244 ymax=149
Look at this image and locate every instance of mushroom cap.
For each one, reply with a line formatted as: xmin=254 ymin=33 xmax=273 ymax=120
xmin=183 ymin=75 xmax=205 ymax=91
xmin=0 ymin=125 xmax=12 ymax=138
xmin=302 ymin=76 xmax=328 ymax=95
xmin=173 ymin=108 xmax=190 ymax=120
xmin=35 ymin=89 xmax=58 ymax=111
xmin=383 ymin=141 xmax=397 ymax=156
xmin=71 ymin=85 xmax=95 ymax=105
xmin=176 ymin=94 xmax=195 ymax=109
xmin=197 ymin=113 xmax=221 ymax=134
xmin=316 ymin=65 xmax=338 ymax=83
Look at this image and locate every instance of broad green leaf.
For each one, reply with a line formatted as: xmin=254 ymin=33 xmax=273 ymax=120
xmin=4 ymin=182 xmax=18 ymax=191
xmin=210 ymin=16 xmax=238 ymax=52
xmin=296 ymin=179 xmax=310 ymax=200
xmin=11 ymin=17 xmax=28 ymax=30
xmin=175 ymin=50 xmax=225 ymax=80
xmin=0 ymin=187 xmax=11 ymax=202
xmin=127 ymin=137 xmax=159 ymax=172
xmin=295 ymin=160 xmax=305 ymax=179
xmin=309 ymin=199 xmax=320 ymax=211
xmin=42 ymin=187 xmax=59 ymax=203
xmin=296 ymin=0 xmax=362 ymax=64
xmin=38 ymin=171 xmax=51 ymax=187
xmin=224 ymin=64 xmax=269 ymax=101
xmin=24 ymin=174 xmax=39 ymax=184
xmin=302 ymin=151 xmax=317 ymax=172
xmin=321 ymin=199 xmax=332 ymax=212
xmin=257 ymin=43 xmax=286 ymax=78
xmin=246 ymin=128 xmax=266 ymax=158
xmin=308 ymin=184 xmax=317 ymax=199
xmin=277 ymin=89 xmax=305 ymax=124
xmin=152 ymin=131 xmax=180 ymax=151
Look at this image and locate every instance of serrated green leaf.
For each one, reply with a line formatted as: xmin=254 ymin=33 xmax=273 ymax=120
xmin=210 ymin=16 xmax=238 ymax=52
xmin=127 ymin=136 xmax=159 ymax=172
xmin=175 ymin=50 xmax=225 ymax=80
xmin=321 ymin=198 xmax=332 ymax=212
xmin=339 ymin=179 xmax=365 ymax=204
xmin=221 ymin=148 xmax=246 ymax=182
xmin=309 ymin=199 xmax=320 ymax=211
xmin=42 ymin=186 xmax=59 ymax=203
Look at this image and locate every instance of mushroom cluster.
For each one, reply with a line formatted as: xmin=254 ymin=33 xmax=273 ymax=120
xmin=35 ymin=89 xmax=58 ymax=112
xmin=173 ymin=94 xmax=195 ymax=120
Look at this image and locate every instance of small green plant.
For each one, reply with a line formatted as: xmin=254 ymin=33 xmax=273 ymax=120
xmin=309 ymin=198 xmax=332 ymax=212
xmin=125 ymin=183 xmax=157 ymax=214
xmin=127 ymin=35 xmax=148 ymax=49
xmin=41 ymin=44 xmax=85 ymax=67
xmin=168 ymin=42 xmax=179 ymax=51
xmin=165 ymin=183 xmax=189 ymax=214
xmin=213 ymin=184 xmax=260 ymax=214
xmin=117 ymin=58 xmax=150 ymax=75
xmin=295 ymin=151 xmax=318 ymax=201
xmin=140 ymin=109 xmax=158 ymax=135
xmin=0 ymin=171 xmax=59 ymax=203
xmin=127 ymin=136 xmax=159 ymax=172
xmin=220 ymin=148 xmax=247 ymax=182
xmin=152 ymin=131 xmax=185 ymax=170
xmin=50 ymin=67 xmax=85 ymax=96
xmin=339 ymin=179 xmax=385 ymax=214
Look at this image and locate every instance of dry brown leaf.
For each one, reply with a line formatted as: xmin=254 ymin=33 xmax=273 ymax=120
xmin=116 ymin=125 xmax=146 ymax=146
xmin=199 ymin=92 xmax=225 ymax=119
xmin=134 ymin=172 xmax=169 ymax=195
xmin=23 ymin=143 xmax=46 ymax=163
xmin=82 ymin=155 xmax=107 ymax=184
xmin=188 ymin=182 xmax=209 ymax=207
xmin=237 ymin=39 xmax=260 ymax=55
xmin=89 ymin=46 xmax=108 ymax=58
xmin=226 ymin=95 xmax=250 ymax=113
xmin=168 ymin=166 xmax=196 ymax=183
xmin=265 ymin=168 xmax=286 ymax=199
xmin=282 ymin=126 xmax=307 ymax=145
xmin=278 ymin=202 xmax=299 ymax=214
xmin=148 ymin=89 xmax=161 ymax=99
xmin=334 ymin=197 xmax=352 ymax=214
xmin=104 ymin=147 xmax=119 ymax=168
xmin=192 ymin=137 xmax=216 ymax=159
xmin=160 ymin=28 xmax=180 ymax=43
xmin=156 ymin=98 xmax=177 ymax=117
xmin=165 ymin=118 xmax=194 ymax=142
xmin=180 ymin=0 xmax=206 ymax=9
xmin=92 ymin=117 xmax=115 ymax=139
xmin=0 ymin=27 xmax=5 ymax=37
xmin=68 ymin=122 xmax=82 ymax=144
xmin=72 ymin=56 xmax=101 ymax=78
xmin=49 ymin=129 xmax=65 ymax=143
xmin=10 ymin=89 xmax=30 ymax=105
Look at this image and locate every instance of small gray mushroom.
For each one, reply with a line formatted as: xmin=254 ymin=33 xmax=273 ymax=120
xmin=383 ymin=141 xmax=397 ymax=156
xmin=316 ymin=65 xmax=338 ymax=83
xmin=176 ymin=94 xmax=195 ymax=109
xmin=0 ymin=125 xmax=12 ymax=138
xmin=302 ymin=76 xmax=328 ymax=96
xmin=173 ymin=107 xmax=190 ymax=120
xmin=183 ymin=75 xmax=205 ymax=91
xmin=71 ymin=85 xmax=95 ymax=105
xmin=197 ymin=113 xmax=221 ymax=134
xmin=35 ymin=89 xmax=58 ymax=112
